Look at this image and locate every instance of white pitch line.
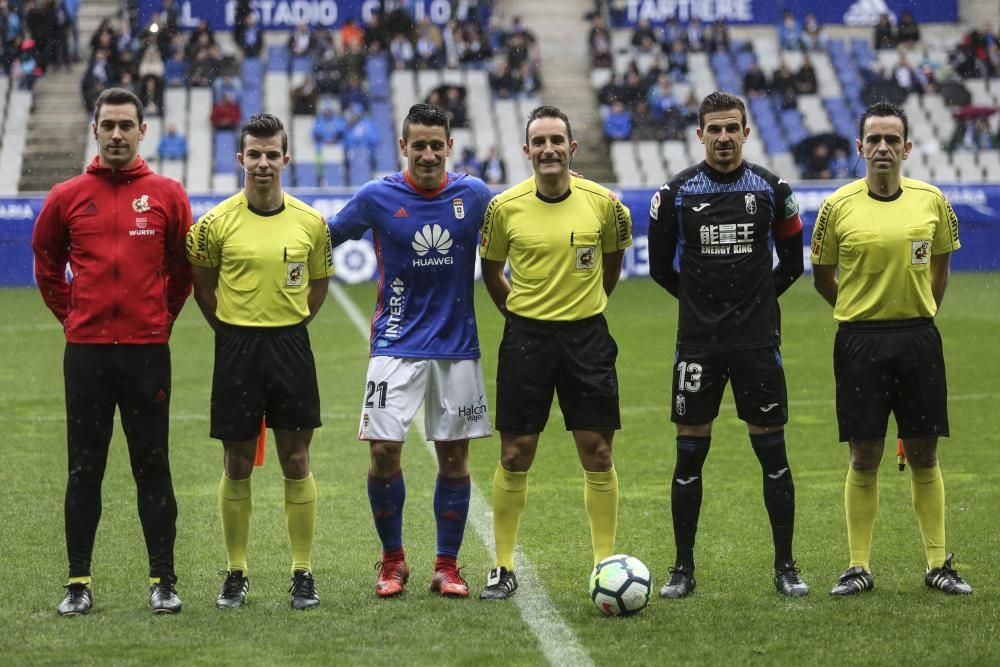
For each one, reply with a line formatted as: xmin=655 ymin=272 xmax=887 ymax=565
xmin=330 ymin=281 xmax=593 ymax=667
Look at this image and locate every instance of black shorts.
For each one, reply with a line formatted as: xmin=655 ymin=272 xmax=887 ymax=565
xmin=210 ymin=322 xmax=322 ymax=441
xmin=670 ymin=345 xmax=788 ymax=427
xmin=834 ymin=318 xmax=948 ymax=442
xmin=495 ymin=313 xmax=620 ymax=433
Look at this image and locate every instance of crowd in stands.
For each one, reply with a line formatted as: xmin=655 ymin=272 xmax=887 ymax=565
xmin=453 ymin=144 xmax=506 ymax=185
xmin=1 ymin=0 xmax=79 ymax=91
xmin=596 ymin=5 xmax=1000 ymax=180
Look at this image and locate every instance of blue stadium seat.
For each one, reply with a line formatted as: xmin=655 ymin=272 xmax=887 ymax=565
xmin=347 ymin=147 xmax=373 ymax=186
xmin=366 ymin=54 xmax=390 ymax=98
xmin=322 ymin=163 xmax=345 ymax=187
xmin=213 ymin=131 xmax=238 ymax=174
xmin=291 ymin=57 xmax=313 ymax=74
xmin=267 ymin=45 xmax=289 ymax=72
xmin=242 ymin=58 xmax=263 ymax=83
xmin=295 ymin=162 xmax=319 ymax=188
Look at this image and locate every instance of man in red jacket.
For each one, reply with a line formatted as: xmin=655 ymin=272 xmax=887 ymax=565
xmin=32 ymin=87 xmax=193 ymax=616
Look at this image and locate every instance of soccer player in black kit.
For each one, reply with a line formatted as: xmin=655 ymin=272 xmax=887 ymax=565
xmin=648 ymin=92 xmax=807 ymax=598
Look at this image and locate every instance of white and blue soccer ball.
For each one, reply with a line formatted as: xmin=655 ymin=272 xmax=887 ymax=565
xmin=589 ymin=554 xmax=651 ymax=617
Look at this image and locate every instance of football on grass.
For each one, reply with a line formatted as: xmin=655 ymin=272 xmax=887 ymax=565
xmin=589 ymin=554 xmax=651 ymax=616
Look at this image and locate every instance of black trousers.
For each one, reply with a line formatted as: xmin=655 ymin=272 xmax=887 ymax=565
xmin=64 ymin=343 xmax=177 ymax=582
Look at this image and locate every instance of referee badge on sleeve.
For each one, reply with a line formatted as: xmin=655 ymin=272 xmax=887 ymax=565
xmin=286 ymin=262 xmax=305 ymax=286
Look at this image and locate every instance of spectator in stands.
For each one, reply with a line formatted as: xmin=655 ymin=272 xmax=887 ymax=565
xmin=770 ymin=59 xmax=799 ymax=109
xmin=389 ymin=33 xmax=415 ymax=69
xmin=588 ymin=13 xmax=612 ymax=69
xmin=140 ymin=74 xmax=162 ymax=117
xmin=15 ymin=36 xmax=43 ymax=90
xmin=138 ymin=35 xmax=164 ymax=82
xmin=796 ymin=56 xmax=818 ymax=95
xmin=598 ymin=72 xmax=625 ymax=108
xmin=803 ymin=143 xmax=831 ymax=179
xmin=235 ymin=11 xmax=262 ymax=58
xmin=340 ymin=76 xmax=367 ymax=111
xmin=415 ymin=17 xmax=444 ymax=69
xmin=0 ymin=0 xmax=21 ymax=74
xmin=630 ymin=99 xmax=660 ymax=141
xmin=489 ymin=60 xmax=517 ymax=99
xmin=185 ymin=18 xmax=214 ymax=59
xmin=800 ymin=13 xmax=827 ymax=51
xmin=778 ymin=10 xmax=802 ymax=51
xmin=667 ymin=39 xmax=688 ymax=81
xmin=292 ymin=75 xmax=319 ymax=115
xmin=631 ymin=16 xmax=657 ymax=48
xmin=288 ymin=21 xmax=313 ymax=58
xmin=459 ymin=23 xmax=492 ymax=68
xmin=81 ymin=47 xmax=115 ymax=109
xmin=214 ymin=74 xmax=242 ymax=102
xmin=90 ymin=26 xmax=120 ymax=68
xmin=479 ymin=146 xmax=506 ymax=185
xmin=163 ymin=49 xmax=185 ymax=87
xmin=211 ymin=91 xmax=241 ymax=130
xmin=313 ymin=105 xmax=345 ymax=145
xmin=363 ymin=12 xmax=386 ymax=51
xmin=873 ymin=13 xmax=896 ymax=50
xmin=505 ymin=28 xmax=532 ymax=72
xmin=620 ymin=69 xmax=645 ymax=107
xmin=158 ymin=122 xmax=188 ymax=160
xmin=24 ymin=0 xmax=56 ymax=70
xmin=634 ymin=33 xmax=659 ymax=74
xmin=157 ymin=0 xmax=180 ymax=57
xmin=118 ymin=71 xmax=140 ymax=98
xmin=187 ymin=45 xmax=220 ymax=87
xmin=443 ymin=85 xmax=468 ymax=128
xmin=829 ymin=147 xmax=850 ymax=179
xmin=685 ymin=17 xmax=706 ymax=52
xmin=64 ymin=0 xmax=81 ymax=62
xmin=341 ymin=40 xmax=367 ymax=81
xmin=950 ymin=117 xmax=999 ymax=151
xmin=342 ymin=104 xmax=379 ymax=152
xmin=914 ymin=62 xmax=938 ymax=95
xmin=743 ymin=61 xmax=768 ymax=97
xmin=516 ymin=61 xmax=542 ymax=95
xmin=340 ymin=18 xmax=364 ymax=52
xmin=603 ymin=100 xmax=631 ymax=140
xmin=861 ymin=61 xmax=887 ymax=85
xmin=454 ymin=146 xmax=480 ymax=178
xmin=647 ymin=73 xmax=679 ymax=117
xmin=897 ymin=10 xmax=920 ymax=48
xmin=893 ymin=55 xmax=920 ymax=94
xmin=663 ymin=17 xmax=684 ymax=48
xmin=706 ymin=20 xmax=730 ymax=53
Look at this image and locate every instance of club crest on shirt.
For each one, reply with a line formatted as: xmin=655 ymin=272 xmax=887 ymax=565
xmin=453 ymin=198 xmax=465 ymax=219
xmin=650 ymin=191 xmax=660 ymax=220
xmin=745 ymin=193 xmax=757 ymax=215
xmin=911 ymin=240 xmax=930 ymax=264
xmin=132 ymin=194 xmax=150 ymax=212
xmin=286 ymin=262 xmax=305 ymax=286
xmin=576 ymin=246 xmax=596 ymax=270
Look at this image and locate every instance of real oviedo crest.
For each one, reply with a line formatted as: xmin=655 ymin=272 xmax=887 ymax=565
xmin=453 ymin=198 xmax=465 ymax=219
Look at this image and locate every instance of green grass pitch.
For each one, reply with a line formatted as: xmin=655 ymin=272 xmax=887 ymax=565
xmin=1 ymin=274 xmax=997 ymax=666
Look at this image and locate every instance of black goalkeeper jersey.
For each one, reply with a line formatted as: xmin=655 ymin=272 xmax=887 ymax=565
xmin=648 ymin=160 xmax=803 ymax=350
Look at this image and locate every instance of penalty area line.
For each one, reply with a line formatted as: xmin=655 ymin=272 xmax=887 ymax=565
xmin=329 ymin=281 xmax=594 ymax=667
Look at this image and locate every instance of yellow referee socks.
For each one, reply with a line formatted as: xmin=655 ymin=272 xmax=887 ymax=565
xmin=492 ymin=464 xmax=528 ymax=571
xmin=845 ymin=467 xmax=879 ymax=571
xmin=584 ymin=467 xmax=619 ymax=564
xmin=285 ymin=474 xmax=318 ymax=573
xmin=219 ymin=474 xmax=253 ymax=574
xmin=910 ymin=465 xmax=946 ymax=570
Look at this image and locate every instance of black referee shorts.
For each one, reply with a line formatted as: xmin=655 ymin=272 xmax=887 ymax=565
xmin=495 ymin=312 xmax=620 ymax=434
xmin=834 ymin=318 xmax=949 ymax=443
xmin=210 ymin=322 xmax=322 ymax=441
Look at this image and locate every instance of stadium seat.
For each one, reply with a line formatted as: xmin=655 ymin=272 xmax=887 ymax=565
xmin=322 ymin=162 xmax=345 ymax=187
xmin=267 ymin=45 xmax=289 ymax=72
xmin=213 ymin=131 xmax=237 ymax=174
xmin=294 ymin=162 xmax=320 ymax=188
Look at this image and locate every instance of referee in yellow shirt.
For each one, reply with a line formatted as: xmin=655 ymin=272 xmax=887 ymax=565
xmin=811 ymin=102 xmax=972 ymax=596
xmin=186 ymin=113 xmax=333 ymax=610
xmin=478 ymin=106 xmax=633 ymax=600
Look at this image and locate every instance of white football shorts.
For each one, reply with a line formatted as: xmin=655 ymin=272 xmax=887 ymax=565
xmin=357 ymin=356 xmax=492 ymax=442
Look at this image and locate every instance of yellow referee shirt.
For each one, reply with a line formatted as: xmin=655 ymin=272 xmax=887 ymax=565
xmin=811 ymin=177 xmax=960 ymax=322
xmin=480 ymin=176 xmax=632 ymax=321
xmin=186 ymin=192 xmax=333 ymax=326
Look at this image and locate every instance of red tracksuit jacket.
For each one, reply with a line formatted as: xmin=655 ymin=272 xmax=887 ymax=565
xmin=32 ymin=156 xmax=193 ymax=343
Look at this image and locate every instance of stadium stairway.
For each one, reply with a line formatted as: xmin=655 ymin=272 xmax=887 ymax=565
xmin=19 ymin=0 xmax=119 ymax=193
xmin=506 ymin=0 xmax=615 ymax=184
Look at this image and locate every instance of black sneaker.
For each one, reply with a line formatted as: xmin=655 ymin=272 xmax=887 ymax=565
xmin=290 ymin=570 xmax=320 ymax=610
xmin=57 ymin=583 xmax=93 ymax=616
xmin=659 ymin=565 xmax=695 ymax=598
xmin=925 ymin=553 xmax=973 ymax=595
xmin=149 ymin=582 xmax=182 ymax=614
xmin=479 ymin=567 xmax=518 ymax=600
xmin=830 ymin=566 xmax=874 ymax=596
xmin=774 ymin=562 xmax=809 ymax=597
xmin=216 ymin=570 xmax=250 ymax=609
